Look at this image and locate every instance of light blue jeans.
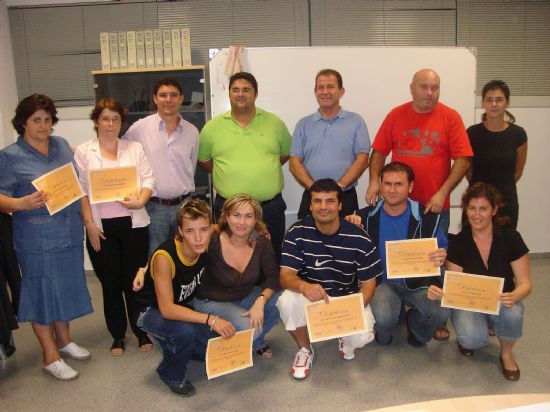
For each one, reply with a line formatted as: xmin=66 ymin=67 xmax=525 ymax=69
xmin=451 ymin=302 xmax=524 ymax=350
xmin=193 ymin=287 xmax=282 ymax=350
xmin=145 ymin=200 xmax=184 ymax=256
xmin=371 ymin=281 xmax=449 ymax=344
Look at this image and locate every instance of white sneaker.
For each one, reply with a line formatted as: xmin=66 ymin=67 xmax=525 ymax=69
xmin=338 ymin=338 xmax=356 ymax=360
xmin=291 ymin=347 xmax=314 ymax=380
xmin=42 ymin=359 xmax=79 ymax=381
xmin=59 ymin=342 xmax=91 ymax=361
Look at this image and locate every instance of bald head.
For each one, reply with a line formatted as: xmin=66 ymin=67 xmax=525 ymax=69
xmin=410 ymin=69 xmax=440 ymax=113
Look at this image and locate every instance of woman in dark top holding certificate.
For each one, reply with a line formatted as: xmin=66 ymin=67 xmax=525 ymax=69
xmin=467 ymin=80 xmax=528 ymax=229
xmin=194 ymin=194 xmax=281 ymax=358
xmin=428 ymin=183 xmax=531 ymax=381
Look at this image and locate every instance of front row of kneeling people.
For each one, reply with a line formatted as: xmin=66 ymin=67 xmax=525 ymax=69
xmin=132 ymin=163 xmax=530 ymax=396
xmin=0 ymin=92 xmax=530 ymax=395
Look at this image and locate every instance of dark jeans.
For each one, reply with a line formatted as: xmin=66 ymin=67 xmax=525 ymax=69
xmin=297 ymin=187 xmax=358 ymax=220
xmin=86 ymin=217 xmax=149 ymax=341
xmin=214 ymin=193 xmax=286 ymax=264
xmin=137 ymin=307 xmax=214 ymax=388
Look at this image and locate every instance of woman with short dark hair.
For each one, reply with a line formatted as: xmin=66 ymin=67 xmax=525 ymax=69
xmin=0 ymin=94 xmax=93 ymax=380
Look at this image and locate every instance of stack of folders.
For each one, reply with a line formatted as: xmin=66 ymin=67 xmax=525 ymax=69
xmin=99 ymin=28 xmax=192 ymax=71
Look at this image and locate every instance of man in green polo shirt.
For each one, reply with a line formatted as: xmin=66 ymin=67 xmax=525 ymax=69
xmin=198 ymin=72 xmax=291 ymax=261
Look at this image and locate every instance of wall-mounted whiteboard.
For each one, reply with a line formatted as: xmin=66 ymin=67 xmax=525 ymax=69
xmin=209 ymin=46 xmax=476 ymax=224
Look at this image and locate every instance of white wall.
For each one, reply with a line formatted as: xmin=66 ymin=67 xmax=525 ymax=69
xmin=506 ymin=107 xmax=550 ymax=253
xmin=0 ymin=0 xmax=18 ymax=147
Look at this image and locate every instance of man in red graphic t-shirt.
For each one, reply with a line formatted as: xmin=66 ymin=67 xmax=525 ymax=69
xmin=366 ymin=68 xmax=473 ymax=235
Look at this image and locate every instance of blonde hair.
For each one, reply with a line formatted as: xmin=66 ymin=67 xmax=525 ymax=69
xmin=218 ymin=194 xmax=267 ymax=247
xmin=175 ymin=199 xmax=212 ymax=241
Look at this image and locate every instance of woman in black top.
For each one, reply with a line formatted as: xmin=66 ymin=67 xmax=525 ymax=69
xmin=467 ymin=80 xmax=528 ymax=229
xmin=428 ymin=183 xmax=531 ymax=381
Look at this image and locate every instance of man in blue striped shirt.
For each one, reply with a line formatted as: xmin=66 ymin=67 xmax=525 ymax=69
xmin=277 ymin=179 xmax=383 ymax=380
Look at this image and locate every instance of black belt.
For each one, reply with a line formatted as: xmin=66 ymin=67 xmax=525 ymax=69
xmin=217 ymin=192 xmax=281 ymax=205
xmin=259 ymin=193 xmax=282 ymax=205
xmin=149 ymin=194 xmax=189 ymax=206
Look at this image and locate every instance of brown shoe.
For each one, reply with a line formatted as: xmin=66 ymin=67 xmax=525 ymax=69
xmin=433 ymin=326 xmax=450 ymax=341
xmin=457 ymin=342 xmax=474 ymax=357
xmin=499 ymin=356 xmax=520 ymax=381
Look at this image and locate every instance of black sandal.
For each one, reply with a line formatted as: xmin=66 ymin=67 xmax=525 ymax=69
xmin=111 ymin=339 xmax=125 ymax=356
xmin=138 ymin=335 xmax=153 ymax=352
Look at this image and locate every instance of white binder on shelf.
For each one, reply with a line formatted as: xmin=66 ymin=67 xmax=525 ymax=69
xmin=99 ymin=32 xmax=110 ymax=70
xmin=109 ymin=32 xmax=119 ymax=70
xmin=136 ymin=31 xmax=146 ymax=69
xmin=162 ymin=29 xmax=173 ymax=67
xmin=171 ymin=28 xmax=182 ymax=67
xmin=118 ymin=32 xmax=128 ymax=69
xmin=144 ymin=30 xmax=155 ymax=68
xmin=126 ymin=31 xmax=137 ymax=69
xmin=153 ymin=29 xmax=163 ymax=67
xmin=181 ymin=28 xmax=191 ymax=66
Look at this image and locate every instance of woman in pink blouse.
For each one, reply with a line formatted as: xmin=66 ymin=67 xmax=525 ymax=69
xmin=75 ymin=98 xmax=155 ymax=356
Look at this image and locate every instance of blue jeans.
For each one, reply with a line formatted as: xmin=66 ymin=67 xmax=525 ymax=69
xmin=371 ymin=282 xmax=449 ymax=344
xmin=145 ymin=200 xmax=184 ymax=256
xmin=451 ymin=302 xmax=524 ymax=350
xmin=193 ymin=287 xmax=282 ymax=350
xmin=137 ymin=307 xmax=214 ymax=388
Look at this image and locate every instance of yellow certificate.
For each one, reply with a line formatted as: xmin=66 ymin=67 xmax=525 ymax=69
xmin=31 ymin=163 xmax=84 ymax=216
xmin=442 ymin=271 xmax=504 ymax=315
xmin=88 ymin=166 xmax=138 ymax=204
xmin=385 ymin=238 xmax=440 ymax=279
xmin=305 ymin=293 xmax=367 ymax=342
xmin=206 ymin=329 xmax=254 ymax=380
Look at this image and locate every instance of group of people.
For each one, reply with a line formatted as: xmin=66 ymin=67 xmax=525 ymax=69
xmin=0 ymin=67 xmax=531 ymax=396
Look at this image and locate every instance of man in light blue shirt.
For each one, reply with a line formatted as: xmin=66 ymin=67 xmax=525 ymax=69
xmin=289 ymin=69 xmax=371 ymax=218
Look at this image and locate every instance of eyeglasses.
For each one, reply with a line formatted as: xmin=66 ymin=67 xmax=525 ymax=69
xmin=99 ymin=116 xmax=121 ymax=123
xmin=156 ymin=92 xmax=181 ymax=99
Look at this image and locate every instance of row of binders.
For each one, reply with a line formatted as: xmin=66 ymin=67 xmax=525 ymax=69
xmin=99 ymin=29 xmax=192 ymax=71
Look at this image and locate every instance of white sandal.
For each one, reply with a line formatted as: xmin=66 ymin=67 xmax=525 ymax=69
xmin=42 ymin=359 xmax=79 ymax=381
xmin=59 ymin=342 xmax=91 ymax=361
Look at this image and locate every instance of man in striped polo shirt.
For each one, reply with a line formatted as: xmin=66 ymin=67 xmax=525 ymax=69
xmin=277 ymin=179 xmax=383 ymax=380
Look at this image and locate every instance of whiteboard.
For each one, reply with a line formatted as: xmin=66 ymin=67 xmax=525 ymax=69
xmin=209 ymin=46 xmax=476 ymax=218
